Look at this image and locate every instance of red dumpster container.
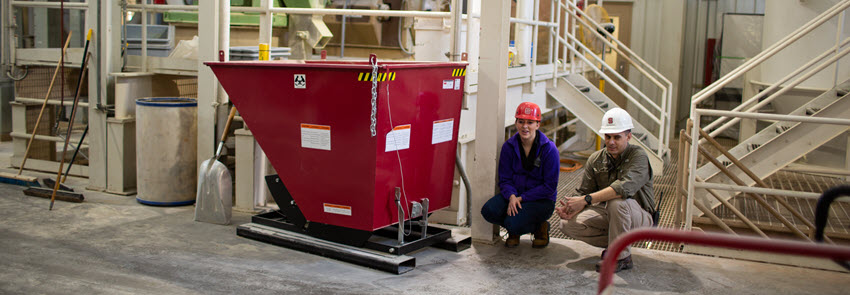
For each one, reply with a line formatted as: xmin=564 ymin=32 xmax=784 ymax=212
xmin=206 ymin=59 xmax=467 ymax=232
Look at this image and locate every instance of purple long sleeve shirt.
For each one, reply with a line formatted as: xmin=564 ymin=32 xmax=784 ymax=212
xmin=498 ymin=130 xmax=559 ymax=202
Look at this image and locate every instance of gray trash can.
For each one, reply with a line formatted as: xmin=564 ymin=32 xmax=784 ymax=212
xmin=135 ymin=98 xmax=197 ymax=206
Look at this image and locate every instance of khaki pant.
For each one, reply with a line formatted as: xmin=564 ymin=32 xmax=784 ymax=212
xmin=559 ymin=198 xmax=652 ymax=260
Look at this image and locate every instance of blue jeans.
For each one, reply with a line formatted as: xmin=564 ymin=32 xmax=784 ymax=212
xmin=481 ymin=194 xmax=555 ymax=236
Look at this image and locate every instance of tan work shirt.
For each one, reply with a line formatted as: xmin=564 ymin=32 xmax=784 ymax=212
xmin=577 ymin=144 xmax=656 ymax=214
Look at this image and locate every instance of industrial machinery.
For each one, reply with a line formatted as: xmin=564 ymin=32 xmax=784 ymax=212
xmin=206 ymin=55 xmax=470 ymax=273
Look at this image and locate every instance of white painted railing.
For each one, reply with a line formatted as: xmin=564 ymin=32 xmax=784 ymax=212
xmin=685 ymin=0 xmax=850 ymax=230
xmin=553 ymin=0 xmax=673 ymax=159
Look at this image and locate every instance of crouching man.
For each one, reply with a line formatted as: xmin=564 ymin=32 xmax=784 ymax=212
xmin=556 ymin=108 xmax=656 ymax=272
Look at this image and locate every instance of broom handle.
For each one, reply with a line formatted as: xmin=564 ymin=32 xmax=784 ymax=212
xmin=50 ymin=52 xmax=90 ymax=210
xmin=61 ymin=124 xmax=87 ymax=184
xmin=18 ymin=32 xmax=73 ymax=175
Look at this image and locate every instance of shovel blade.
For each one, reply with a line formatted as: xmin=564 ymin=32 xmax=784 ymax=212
xmin=194 ymin=159 xmax=232 ymax=225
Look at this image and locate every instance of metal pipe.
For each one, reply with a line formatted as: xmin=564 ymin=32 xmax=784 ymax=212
xmin=509 ymin=17 xmax=557 ymax=28
xmin=835 ymin=11 xmax=846 ymax=86
xmin=551 ymin=0 xmax=560 ymax=81
xmin=674 ymin=130 xmax=686 ymax=227
xmin=395 ymin=188 xmax=404 ymax=245
xmin=548 ymin=0 xmax=555 ymax=74
xmin=686 ymin=114 xmax=700 ymax=230
xmin=10 ymin=132 xmax=89 ymax=146
xmin=529 ymin=0 xmax=540 ymax=83
xmin=141 ymin=0 xmax=148 ymax=73
xmin=124 ymin=4 xmax=199 ymax=12
xmin=237 ymin=6 xmax=451 ymax=18
xmin=126 ymin=4 xmax=451 ymax=18
xmin=450 ymin=0 xmax=463 ymax=61
xmin=15 ymin=97 xmax=90 ymax=108
xmin=543 ymin=117 xmax=578 ymax=137
xmin=10 ymin=1 xmax=88 ymax=9
xmin=340 ymin=0 xmax=350 ymax=58
xmin=697 ymin=109 xmax=850 ymax=126
xmin=694 ymin=182 xmax=827 ymax=201
xmin=782 ymin=165 xmax=850 ymax=176
xmin=455 ymin=150 xmax=471 ymax=226
xmin=597 ymin=228 xmax=850 ymax=294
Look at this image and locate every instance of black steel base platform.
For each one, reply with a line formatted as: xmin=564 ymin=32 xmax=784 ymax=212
xmin=237 ymin=221 xmax=471 ymax=274
xmin=239 ymin=174 xmax=471 ymax=273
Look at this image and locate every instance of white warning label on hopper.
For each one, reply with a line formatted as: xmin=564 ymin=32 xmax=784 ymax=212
xmin=385 ymin=124 xmax=411 ymax=152
xmin=300 ymin=124 xmax=331 ymax=150
xmin=432 ymin=118 xmax=454 ymax=144
xmin=442 ymin=79 xmax=454 ymax=89
xmin=323 ymin=203 xmax=352 ymax=216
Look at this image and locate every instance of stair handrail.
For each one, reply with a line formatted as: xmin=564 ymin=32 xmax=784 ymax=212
xmin=561 ymin=32 xmax=662 ymax=122
xmin=703 ymin=37 xmax=850 ymax=140
xmin=560 ymin=0 xmax=674 ymax=151
xmin=690 ymin=0 xmax=850 ymax=114
xmin=563 ymin=11 xmax=664 ymax=115
xmin=555 ymin=0 xmax=673 ymax=158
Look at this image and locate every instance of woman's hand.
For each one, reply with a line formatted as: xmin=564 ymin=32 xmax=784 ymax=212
xmin=507 ymin=194 xmax=523 ymax=216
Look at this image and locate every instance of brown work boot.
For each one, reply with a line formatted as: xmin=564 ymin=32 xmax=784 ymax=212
xmin=505 ymin=234 xmax=520 ymax=248
xmin=595 ymin=251 xmax=633 ymax=273
xmin=532 ymin=221 xmax=550 ymax=248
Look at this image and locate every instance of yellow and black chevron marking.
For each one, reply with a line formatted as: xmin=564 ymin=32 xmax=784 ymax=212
xmin=357 ymin=72 xmax=397 ymax=82
xmin=451 ymin=68 xmax=466 ymax=77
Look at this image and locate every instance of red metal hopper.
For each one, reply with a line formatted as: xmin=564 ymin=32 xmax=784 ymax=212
xmin=205 ymin=58 xmax=467 ymax=233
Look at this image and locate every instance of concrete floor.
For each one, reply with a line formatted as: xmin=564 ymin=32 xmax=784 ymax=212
xmin=1 ymin=168 xmax=849 ymax=295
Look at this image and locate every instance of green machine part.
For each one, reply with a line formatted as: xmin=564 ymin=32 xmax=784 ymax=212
xmin=164 ymin=0 xmax=293 ymax=27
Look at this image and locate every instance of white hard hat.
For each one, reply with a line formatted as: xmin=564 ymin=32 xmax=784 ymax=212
xmin=598 ymin=108 xmax=634 ymax=134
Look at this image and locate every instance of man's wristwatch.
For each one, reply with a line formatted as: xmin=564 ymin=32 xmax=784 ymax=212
xmin=584 ymin=194 xmax=593 ymax=206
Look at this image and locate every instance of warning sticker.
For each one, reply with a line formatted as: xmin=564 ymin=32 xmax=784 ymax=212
xmin=323 ymin=203 xmax=352 ymax=216
xmin=432 ymin=119 xmax=454 ymax=144
xmin=385 ymin=124 xmax=411 ymax=152
xmin=442 ymin=79 xmax=454 ymax=89
xmin=294 ymin=74 xmax=306 ymax=89
xmin=300 ymin=124 xmax=330 ymax=150
xmin=454 ymin=78 xmax=461 ymax=90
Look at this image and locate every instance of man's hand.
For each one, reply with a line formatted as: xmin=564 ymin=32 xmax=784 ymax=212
xmin=555 ymin=201 xmax=569 ymax=220
xmin=561 ymin=196 xmax=588 ymax=220
xmin=507 ymin=194 xmax=523 ymax=216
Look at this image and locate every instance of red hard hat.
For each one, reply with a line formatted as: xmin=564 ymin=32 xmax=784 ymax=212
xmin=515 ymin=102 xmax=542 ymax=121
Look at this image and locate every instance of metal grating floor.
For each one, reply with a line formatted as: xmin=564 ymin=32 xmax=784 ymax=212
xmin=713 ymin=171 xmax=850 ymax=238
xmin=540 ymin=152 xmax=684 ymax=253
xmin=690 ymin=137 xmax=850 ymax=238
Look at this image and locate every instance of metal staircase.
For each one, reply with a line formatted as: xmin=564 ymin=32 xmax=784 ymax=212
xmin=684 ymin=0 xmax=850 ymax=229
xmin=695 ymin=81 xmax=850 ymax=210
xmin=547 ymin=74 xmax=665 ymax=175
xmin=544 ymin=0 xmax=673 ymax=176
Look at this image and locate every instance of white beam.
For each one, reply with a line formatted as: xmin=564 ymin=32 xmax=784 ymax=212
xmin=471 ymin=0 xmax=510 ymax=243
xmin=197 ymin=1 xmax=221 ymax=168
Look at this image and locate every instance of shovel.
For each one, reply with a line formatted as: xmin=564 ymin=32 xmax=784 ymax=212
xmin=194 ymin=106 xmax=237 ymax=224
